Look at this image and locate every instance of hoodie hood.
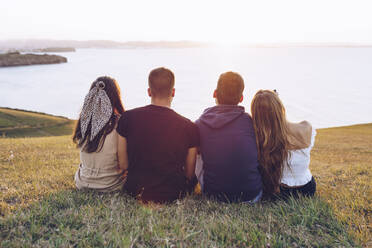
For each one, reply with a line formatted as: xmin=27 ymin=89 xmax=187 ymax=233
xmin=198 ymin=105 xmax=245 ymax=129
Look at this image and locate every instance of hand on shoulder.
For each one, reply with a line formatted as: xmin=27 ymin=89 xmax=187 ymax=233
xmin=288 ymin=121 xmax=313 ymax=149
xmin=299 ymin=120 xmax=312 ymax=129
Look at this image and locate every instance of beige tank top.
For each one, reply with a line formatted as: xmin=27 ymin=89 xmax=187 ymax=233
xmin=75 ymin=128 xmax=126 ymax=192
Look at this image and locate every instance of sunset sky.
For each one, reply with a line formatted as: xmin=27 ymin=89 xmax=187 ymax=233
xmin=1 ymin=0 xmax=372 ymax=43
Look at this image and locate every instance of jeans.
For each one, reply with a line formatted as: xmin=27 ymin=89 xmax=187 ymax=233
xmin=197 ymin=155 xmax=262 ymax=203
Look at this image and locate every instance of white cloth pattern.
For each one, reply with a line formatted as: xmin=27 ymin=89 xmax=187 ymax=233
xmin=80 ymin=81 xmax=113 ymax=141
xmin=280 ymin=127 xmax=316 ymax=187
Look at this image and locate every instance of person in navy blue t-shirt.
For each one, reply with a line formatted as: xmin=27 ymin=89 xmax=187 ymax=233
xmin=195 ymin=72 xmax=263 ymax=203
xmin=116 ymin=67 xmax=199 ymax=203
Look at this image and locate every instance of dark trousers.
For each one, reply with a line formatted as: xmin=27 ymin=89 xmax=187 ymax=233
xmin=279 ymin=176 xmax=316 ymax=199
xmin=129 ymin=175 xmax=198 ymax=204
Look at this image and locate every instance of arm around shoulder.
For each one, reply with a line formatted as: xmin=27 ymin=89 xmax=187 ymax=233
xmin=300 ymin=120 xmax=314 ymax=147
xmin=300 ymin=120 xmax=312 ymax=129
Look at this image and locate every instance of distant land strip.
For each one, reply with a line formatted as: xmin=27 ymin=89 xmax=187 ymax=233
xmin=32 ymin=47 xmax=76 ymax=53
xmin=0 ymin=51 xmax=67 ymax=67
xmin=1 ymin=39 xmax=372 ymax=51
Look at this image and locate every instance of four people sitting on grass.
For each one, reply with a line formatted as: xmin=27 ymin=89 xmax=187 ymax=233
xmin=73 ymin=67 xmax=316 ymax=203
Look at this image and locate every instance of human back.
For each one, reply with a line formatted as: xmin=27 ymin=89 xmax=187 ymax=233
xmin=77 ymin=126 xmax=123 ymax=191
xmin=116 ymin=67 xmax=199 ymax=203
xmin=196 ymin=72 xmax=263 ymax=202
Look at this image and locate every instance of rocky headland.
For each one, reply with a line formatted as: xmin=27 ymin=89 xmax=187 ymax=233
xmin=0 ymin=52 xmax=67 ymax=67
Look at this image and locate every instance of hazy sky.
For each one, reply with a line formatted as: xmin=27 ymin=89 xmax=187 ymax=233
xmin=1 ymin=0 xmax=372 ymax=43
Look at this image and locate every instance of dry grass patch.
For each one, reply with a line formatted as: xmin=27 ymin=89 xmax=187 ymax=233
xmin=311 ymin=123 xmax=372 ymax=245
xmin=0 ymin=136 xmax=78 ymax=215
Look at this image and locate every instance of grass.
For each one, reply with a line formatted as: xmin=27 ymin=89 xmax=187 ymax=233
xmin=0 ymin=123 xmax=371 ymax=247
xmin=311 ymin=124 xmax=372 ymax=245
xmin=0 ymin=107 xmax=75 ymax=138
xmin=0 ymin=136 xmax=77 ymax=215
xmin=0 ymin=191 xmax=355 ymax=247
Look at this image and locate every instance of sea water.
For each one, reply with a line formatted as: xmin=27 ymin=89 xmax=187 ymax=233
xmin=0 ymin=47 xmax=371 ymax=128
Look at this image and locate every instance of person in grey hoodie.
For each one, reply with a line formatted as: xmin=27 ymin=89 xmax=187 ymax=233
xmin=195 ymin=71 xmax=263 ymax=203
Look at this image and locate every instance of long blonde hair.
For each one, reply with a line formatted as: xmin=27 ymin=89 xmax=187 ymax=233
xmin=251 ymin=90 xmax=290 ymax=195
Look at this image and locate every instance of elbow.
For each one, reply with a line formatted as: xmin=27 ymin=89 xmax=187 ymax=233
xmin=118 ymin=161 xmax=128 ymax=170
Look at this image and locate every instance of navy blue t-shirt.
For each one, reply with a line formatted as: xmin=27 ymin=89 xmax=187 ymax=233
xmin=117 ymin=105 xmax=199 ymax=203
xmin=196 ymin=105 xmax=262 ymax=202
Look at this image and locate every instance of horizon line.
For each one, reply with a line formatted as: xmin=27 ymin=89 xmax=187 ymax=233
xmin=1 ymin=38 xmax=372 ymax=45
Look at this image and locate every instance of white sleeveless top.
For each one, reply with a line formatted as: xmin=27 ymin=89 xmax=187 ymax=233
xmin=280 ymin=128 xmax=316 ymax=187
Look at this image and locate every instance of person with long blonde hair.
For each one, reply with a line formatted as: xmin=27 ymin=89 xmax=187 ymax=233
xmin=251 ymin=90 xmax=316 ymax=198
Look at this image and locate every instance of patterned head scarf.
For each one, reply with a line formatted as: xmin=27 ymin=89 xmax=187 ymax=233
xmin=80 ymin=81 xmax=113 ymax=141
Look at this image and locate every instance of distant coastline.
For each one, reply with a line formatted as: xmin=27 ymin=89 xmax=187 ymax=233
xmin=1 ymin=39 xmax=372 ymax=52
xmin=33 ymin=47 xmax=76 ymax=53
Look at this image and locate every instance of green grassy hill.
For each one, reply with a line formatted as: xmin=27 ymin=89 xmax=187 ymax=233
xmin=0 ymin=107 xmax=75 ymax=138
xmin=0 ymin=123 xmax=371 ymax=247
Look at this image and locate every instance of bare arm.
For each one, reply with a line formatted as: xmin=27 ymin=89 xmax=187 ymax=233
xmin=185 ymin=147 xmax=197 ymax=180
xmin=117 ymin=135 xmax=129 ymax=172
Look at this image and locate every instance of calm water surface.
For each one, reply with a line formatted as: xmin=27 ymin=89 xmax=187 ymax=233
xmin=0 ymin=47 xmax=371 ymax=128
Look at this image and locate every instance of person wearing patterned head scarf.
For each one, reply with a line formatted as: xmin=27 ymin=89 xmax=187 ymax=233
xmin=73 ymin=76 xmax=128 ymax=192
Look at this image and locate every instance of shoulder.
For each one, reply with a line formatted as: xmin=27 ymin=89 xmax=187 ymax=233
xmin=171 ymin=112 xmax=198 ymax=135
xmin=299 ymin=121 xmax=313 ymax=138
xmin=288 ymin=121 xmax=313 ymax=147
xmin=299 ymin=120 xmax=312 ymax=129
xmin=118 ymin=106 xmax=151 ymax=119
xmin=125 ymin=106 xmax=149 ymax=114
xmin=230 ymin=112 xmax=255 ymax=136
xmin=116 ymin=108 xmax=146 ymax=134
xmin=241 ymin=112 xmax=254 ymax=127
xmin=242 ymin=112 xmax=253 ymax=121
xmin=290 ymin=120 xmax=312 ymax=133
xmin=177 ymin=114 xmax=198 ymax=130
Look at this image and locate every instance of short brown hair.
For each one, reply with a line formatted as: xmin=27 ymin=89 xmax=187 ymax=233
xmin=148 ymin=67 xmax=175 ymax=98
xmin=216 ymin=71 xmax=244 ymax=105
